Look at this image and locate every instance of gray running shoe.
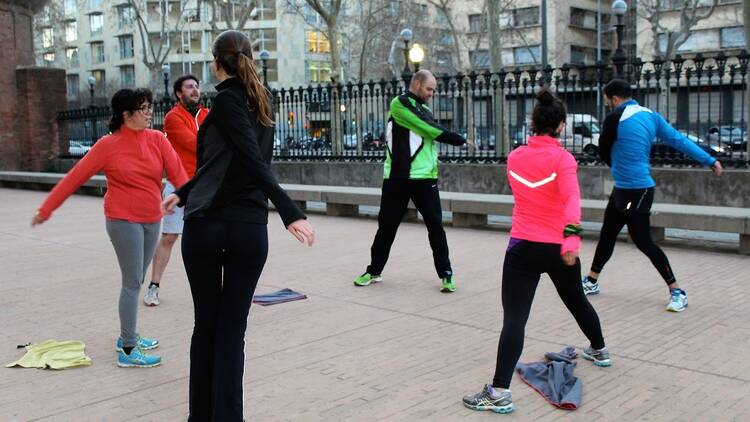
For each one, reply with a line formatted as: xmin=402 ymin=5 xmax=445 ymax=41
xmin=144 ymin=284 xmax=160 ymax=306
xmin=582 ymin=346 xmax=611 ymax=367
xmin=462 ymin=384 xmax=513 ymax=414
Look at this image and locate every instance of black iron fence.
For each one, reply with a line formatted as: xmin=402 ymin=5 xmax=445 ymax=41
xmin=58 ymin=52 xmax=749 ymax=167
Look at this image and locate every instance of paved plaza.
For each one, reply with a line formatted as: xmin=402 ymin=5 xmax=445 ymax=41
xmin=1 ymin=187 xmax=748 ymax=421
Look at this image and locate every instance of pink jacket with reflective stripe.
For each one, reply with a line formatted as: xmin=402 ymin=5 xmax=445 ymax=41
xmin=507 ymin=135 xmax=581 ymax=254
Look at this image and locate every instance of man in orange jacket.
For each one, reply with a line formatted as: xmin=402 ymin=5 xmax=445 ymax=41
xmin=144 ymin=75 xmax=209 ymax=306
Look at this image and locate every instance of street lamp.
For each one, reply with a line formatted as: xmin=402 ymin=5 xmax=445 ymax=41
xmin=611 ymin=0 xmax=628 ymax=77
xmin=161 ymin=63 xmax=171 ymax=100
xmin=400 ymin=28 xmax=413 ymax=83
xmin=408 ymin=43 xmax=425 ymax=72
xmin=259 ymin=49 xmax=270 ymax=87
xmin=87 ymin=75 xmax=96 ymax=107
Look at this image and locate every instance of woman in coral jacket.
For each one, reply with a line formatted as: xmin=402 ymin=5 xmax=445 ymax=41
xmin=462 ymin=89 xmax=609 ymax=414
xmin=31 ymin=88 xmax=187 ymax=368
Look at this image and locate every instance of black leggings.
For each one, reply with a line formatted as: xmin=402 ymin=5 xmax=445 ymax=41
xmin=182 ymin=218 xmax=269 ymax=422
xmin=591 ymin=187 xmax=675 ymax=285
xmin=367 ymin=178 xmax=452 ymax=278
xmin=493 ymin=239 xmax=606 ymax=389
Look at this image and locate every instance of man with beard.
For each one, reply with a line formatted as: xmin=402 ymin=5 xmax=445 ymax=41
xmin=144 ymin=75 xmax=209 ymax=306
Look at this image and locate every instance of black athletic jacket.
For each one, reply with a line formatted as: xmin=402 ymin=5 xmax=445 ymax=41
xmin=175 ymin=77 xmax=305 ymax=227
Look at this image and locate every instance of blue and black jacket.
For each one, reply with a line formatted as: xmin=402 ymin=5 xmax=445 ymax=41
xmin=598 ymin=99 xmax=716 ymax=189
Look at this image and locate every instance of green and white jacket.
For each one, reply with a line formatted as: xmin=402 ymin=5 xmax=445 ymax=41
xmin=384 ymin=92 xmax=466 ymax=179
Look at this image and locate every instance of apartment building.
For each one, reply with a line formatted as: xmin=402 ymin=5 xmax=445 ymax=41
xmin=35 ymin=0 xmax=311 ymax=103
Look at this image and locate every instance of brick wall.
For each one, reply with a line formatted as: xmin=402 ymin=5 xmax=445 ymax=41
xmin=0 ymin=2 xmax=64 ymax=171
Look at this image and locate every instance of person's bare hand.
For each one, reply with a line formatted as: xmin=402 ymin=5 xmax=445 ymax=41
xmin=161 ymin=193 xmax=180 ymax=215
xmin=31 ymin=211 xmax=44 ymax=227
xmin=711 ymin=160 xmax=723 ymax=177
xmin=561 ymin=251 xmax=578 ymax=266
xmin=287 ymin=219 xmax=315 ymax=247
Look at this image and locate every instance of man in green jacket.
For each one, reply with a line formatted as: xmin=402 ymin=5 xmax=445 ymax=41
xmin=354 ymin=69 xmax=466 ymax=292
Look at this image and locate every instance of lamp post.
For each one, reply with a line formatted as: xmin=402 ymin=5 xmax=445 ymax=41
xmin=611 ymin=0 xmax=628 ymax=78
xmin=408 ymin=43 xmax=425 ymax=72
xmin=161 ymin=63 xmax=170 ymax=100
xmin=87 ymin=75 xmax=96 ymax=107
xmin=259 ymin=49 xmax=270 ymax=88
xmin=400 ymin=28 xmax=413 ymax=84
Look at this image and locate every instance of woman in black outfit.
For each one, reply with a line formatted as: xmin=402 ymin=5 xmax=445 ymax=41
xmin=162 ymin=30 xmax=315 ymax=421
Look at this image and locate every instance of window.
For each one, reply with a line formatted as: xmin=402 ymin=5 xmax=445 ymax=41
xmin=42 ymin=28 xmax=54 ymax=48
xmin=436 ymin=51 xmax=453 ymax=68
xmin=66 ymin=74 xmax=79 ymax=97
xmin=439 ymin=31 xmax=454 ymax=46
xmin=468 ymin=14 xmax=484 ymax=33
xmin=90 ymin=14 xmax=103 ymax=36
xmin=306 ymin=31 xmax=330 ymax=53
xmin=120 ymin=65 xmax=135 ymax=87
xmin=570 ymin=7 xmax=595 ymax=29
xmin=91 ymin=41 xmax=105 ymax=63
xmin=64 ymin=0 xmax=77 ymax=16
xmin=92 ymin=69 xmax=105 ymax=89
xmin=570 ymin=45 xmax=588 ymax=64
xmin=118 ymin=6 xmax=135 ymax=29
xmin=43 ymin=52 xmax=55 ymax=65
xmin=90 ymin=0 xmax=102 ymax=9
xmin=513 ymin=7 xmax=539 ymax=27
xmin=257 ymin=58 xmax=278 ymax=82
xmin=435 ymin=9 xmax=449 ymax=24
xmin=65 ymin=21 xmax=77 ymax=43
xmin=256 ymin=0 xmax=276 ymax=20
xmin=250 ymin=28 xmax=277 ymax=52
xmin=66 ymin=47 xmax=79 ymax=66
xmin=658 ymin=30 xmax=719 ymax=53
xmin=119 ymin=36 xmax=134 ymax=59
xmin=469 ymin=49 xmax=490 ymax=69
xmin=307 ymin=60 xmax=332 ymax=83
xmin=386 ymin=1 xmax=399 ymax=17
xmin=514 ymin=45 xmax=540 ymax=64
xmin=721 ymin=27 xmax=745 ymax=48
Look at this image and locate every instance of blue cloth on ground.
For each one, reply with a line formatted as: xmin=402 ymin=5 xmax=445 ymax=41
xmin=252 ymin=288 xmax=307 ymax=306
xmin=515 ymin=346 xmax=582 ymax=410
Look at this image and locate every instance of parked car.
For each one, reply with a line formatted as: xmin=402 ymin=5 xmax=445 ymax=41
xmin=652 ymin=131 xmax=727 ymax=159
xmin=68 ymin=141 xmax=92 ymax=155
xmin=707 ymin=125 xmax=747 ymax=150
xmin=680 ymin=131 xmax=728 ymax=157
xmin=343 ymin=134 xmax=357 ymax=150
xmin=560 ymin=114 xmax=600 ymax=155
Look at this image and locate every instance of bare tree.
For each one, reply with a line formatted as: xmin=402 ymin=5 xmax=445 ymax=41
xmin=204 ymin=0 xmax=258 ymax=32
xmin=639 ymin=0 xmax=720 ymax=59
xmin=286 ymin=0 xmax=345 ymax=83
xmin=127 ymin=0 xmax=195 ymax=91
xmin=426 ymin=0 xmax=466 ymax=71
xmin=348 ymin=0 xmax=392 ymax=81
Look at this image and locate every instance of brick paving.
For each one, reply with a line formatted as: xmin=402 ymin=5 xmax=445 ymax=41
xmin=0 ymin=187 xmax=748 ymax=422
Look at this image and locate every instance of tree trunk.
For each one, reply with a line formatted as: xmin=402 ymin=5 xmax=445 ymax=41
xmin=745 ymin=0 xmax=749 ymax=156
xmin=487 ymin=0 xmax=502 ymax=72
xmin=327 ymin=19 xmax=341 ymax=83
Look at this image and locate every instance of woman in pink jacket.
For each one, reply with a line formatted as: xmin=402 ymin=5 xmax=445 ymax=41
xmin=462 ymin=89 xmax=609 ymax=414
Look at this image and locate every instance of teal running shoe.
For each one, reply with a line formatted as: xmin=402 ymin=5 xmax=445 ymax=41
xmin=582 ymin=346 xmax=612 ymax=367
xmin=117 ymin=347 xmax=161 ymax=368
xmin=666 ymin=288 xmax=688 ymax=312
xmin=117 ymin=335 xmax=159 ymax=352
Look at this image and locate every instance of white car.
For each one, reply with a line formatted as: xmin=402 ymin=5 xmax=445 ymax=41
xmin=68 ymin=141 xmax=92 ymax=155
xmin=343 ymin=134 xmax=357 ymax=149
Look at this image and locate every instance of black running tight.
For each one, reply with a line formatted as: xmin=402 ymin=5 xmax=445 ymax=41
xmin=493 ymin=239 xmax=606 ymax=389
xmin=591 ymin=187 xmax=675 ymax=284
xmin=182 ymin=218 xmax=269 ymax=422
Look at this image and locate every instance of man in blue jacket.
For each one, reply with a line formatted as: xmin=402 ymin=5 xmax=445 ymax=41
xmin=582 ymin=79 xmax=723 ymax=312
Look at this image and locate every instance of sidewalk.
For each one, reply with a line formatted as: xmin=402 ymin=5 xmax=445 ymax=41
xmin=0 ymin=187 xmax=748 ymax=421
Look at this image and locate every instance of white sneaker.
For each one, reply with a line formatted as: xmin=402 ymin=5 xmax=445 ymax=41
xmin=582 ymin=277 xmax=600 ymax=295
xmin=144 ymin=284 xmax=160 ymax=306
xmin=666 ymin=289 xmax=687 ymax=312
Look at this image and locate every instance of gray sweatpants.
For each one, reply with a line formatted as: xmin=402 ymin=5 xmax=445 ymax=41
xmin=105 ymin=219 xmax=160 ymax=349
